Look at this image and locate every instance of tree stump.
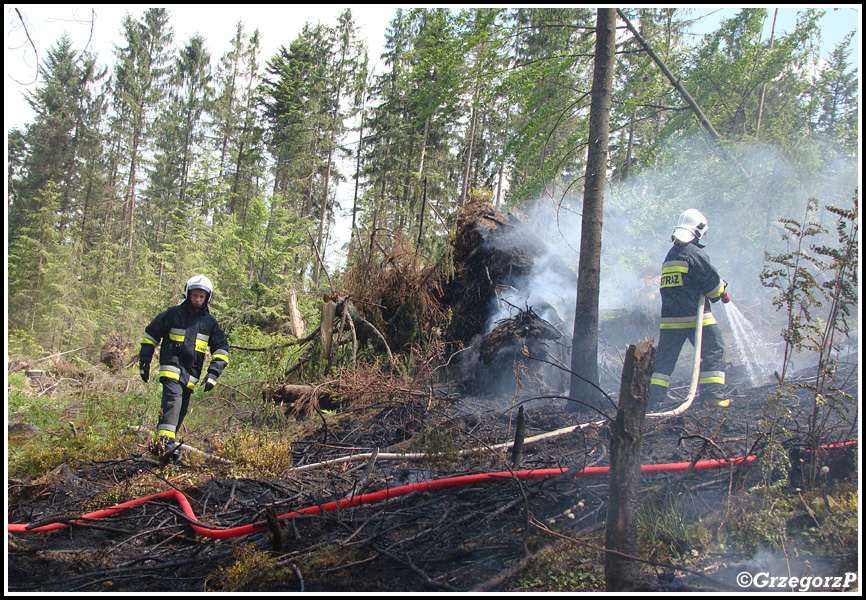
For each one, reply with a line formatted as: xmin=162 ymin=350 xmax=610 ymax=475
xmin=320 ymin=299 xmax=337 ymax=366
xmin=287 ymin=283 xmax=305 ymax=338
xmin=604 ymin=339 xmax=655 ymax=591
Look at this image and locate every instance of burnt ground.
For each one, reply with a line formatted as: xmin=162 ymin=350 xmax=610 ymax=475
xmin=6 ymin=362 xmax=859 ymax=593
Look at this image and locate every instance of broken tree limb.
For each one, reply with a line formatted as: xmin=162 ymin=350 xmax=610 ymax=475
xmin=647 ymin=418 xmax=728 ymax=494
xmin=615 ymin=9 xmax=755 ymax=184
xmin=337 ymin=300 xmax=394 ymax=366
xmin=229 ymin=327 xmax=319 ymax=351
xmin=287 ymin=451 xmax=429 ymax=474
xmin=306 ymin=227 xmax=334 ymax=291
xmin=285 ymin=413 xmax=608 ymax=475
xmin=38 ymin=345 xmax=90 ymax=362
xmin=511 ymin=406 xmax=526 ymax=469
xmin=324 ymin=303 xmax=352 ymax=375
xmin=616 ymin=9 xmax=720 ymax=142
xmin=534 ymin=519 xmax=738 ymax=591
xmin=126 ymin=426 xmax=234 ymax=464
xmin=353 ymin=447 xmax=379 ymax=497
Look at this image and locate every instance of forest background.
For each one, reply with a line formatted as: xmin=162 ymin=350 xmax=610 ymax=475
xmin=5 ymin=6 xmax=860 ymax=372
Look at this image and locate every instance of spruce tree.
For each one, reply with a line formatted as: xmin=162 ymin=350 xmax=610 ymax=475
xmin=109 ymin=8 xmax=174 ymax=268
xmin=11 ymin=34 xmax=103 ymax=240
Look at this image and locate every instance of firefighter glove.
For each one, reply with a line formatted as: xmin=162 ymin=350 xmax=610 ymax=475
xmin=204 ymin=378 xmax=215 ymax=392
xmin=721 ymin=291 xmax=731 ymax=304
xmin=140 ymin=363 xmax=150 ymax=383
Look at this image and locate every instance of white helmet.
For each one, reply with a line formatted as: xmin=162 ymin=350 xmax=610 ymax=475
xmin=184 ymin=274 xmax=213 ymax=305
xmin=672 ymin=209 xmax=708 ymax=244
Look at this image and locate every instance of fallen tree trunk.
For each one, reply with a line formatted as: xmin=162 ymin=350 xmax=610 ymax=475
xmin=269 ymin=384 xmax=335 ymax=413
xmin=616 ymin=9 xmax=719 ymax=142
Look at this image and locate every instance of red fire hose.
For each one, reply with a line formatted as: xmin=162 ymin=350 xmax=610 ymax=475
xmin=8 ymin=441 xmax=857 ymax=539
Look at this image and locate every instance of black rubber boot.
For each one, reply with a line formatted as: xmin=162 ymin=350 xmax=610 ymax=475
xmin=159 ymin=436 xmax=184 ymax=465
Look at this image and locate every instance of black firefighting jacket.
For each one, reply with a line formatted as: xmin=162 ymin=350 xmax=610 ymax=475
xmin=139 ymin=300 xmax=229 ymax=390
xmin=658 ymin=240 xmax=726 ymax=329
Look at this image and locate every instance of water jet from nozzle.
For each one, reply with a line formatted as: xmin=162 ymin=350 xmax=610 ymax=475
xmin=723 ymin=301 xmax=776 ymax=386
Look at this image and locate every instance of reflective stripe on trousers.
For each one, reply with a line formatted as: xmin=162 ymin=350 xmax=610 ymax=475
xmin=158 ymin=378 xmax=192 ymax=438
xmin=649 ymin=321 xmax=726 ymax=404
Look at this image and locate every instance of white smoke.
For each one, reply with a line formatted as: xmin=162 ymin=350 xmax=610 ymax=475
xmin=484 ymin=250 xmax=578 ymax=335
xmin=484 ymin=135 xmax=858 ymax=387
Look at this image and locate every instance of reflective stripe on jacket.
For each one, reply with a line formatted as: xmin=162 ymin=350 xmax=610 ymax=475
xmin=139 ymin=300 xmax=229 ymax=389
xmin=659 ymin=240 xmax=726 ymax=322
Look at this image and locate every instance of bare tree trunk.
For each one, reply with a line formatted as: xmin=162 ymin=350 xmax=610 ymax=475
xmin=348 ymin=92 xmax=366 ymax=265
xmin=461 ymin=75 xmax=480 ymax=206
xmin=124 ymin=127 xmax=142 ymax=258
xmin=569 ymin=8 xmax=616 ymax=412
xmin=315 ymin=141 xmax=335 ymax=282
xmin=620 ymin=107 xmax=636 ymax=181
xmin=416 ymin=177 xmax=427 ymax=256
xmin=756 ymin=9 xmax=778 ymax=139
xmin=495 ymin=106 xmax=511 ymax=209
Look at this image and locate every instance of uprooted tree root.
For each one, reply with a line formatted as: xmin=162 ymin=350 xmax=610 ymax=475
xmin=264 ymin=200 xmax=578 ymax=418
xmin=342 ymin=233 xmax=449 ymax=352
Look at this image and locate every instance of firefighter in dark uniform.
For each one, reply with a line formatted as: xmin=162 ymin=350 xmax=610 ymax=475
xmin=649 ymin=209 xmax=731 ymax=410
xmin=139 ymin=275 xmax=229 ymax=462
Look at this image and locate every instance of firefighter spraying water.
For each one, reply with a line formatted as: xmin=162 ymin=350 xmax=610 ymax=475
xmin=649 ymin=209 xmax=732 ymax=411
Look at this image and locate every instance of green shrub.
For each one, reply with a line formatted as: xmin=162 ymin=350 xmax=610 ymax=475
xmin=8 ymin=381 xmax=62 ymax=430
xmin=8 ymin=330 xmax=44 ymax=359
xmin=209 ymin=544 xmax=292 ymax=591
xmin=215 ymin=430 xmax=294 ymax=477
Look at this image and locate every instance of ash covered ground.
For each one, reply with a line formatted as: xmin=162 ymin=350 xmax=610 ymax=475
xmin=7 ymin=358 xmax=858 ymax=593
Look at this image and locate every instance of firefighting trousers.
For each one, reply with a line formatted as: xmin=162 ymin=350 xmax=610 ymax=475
xmin=157 ymin=379 xmax=192 ymax=439
xmin=649 ymin=322 xmax=726 ymax=406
